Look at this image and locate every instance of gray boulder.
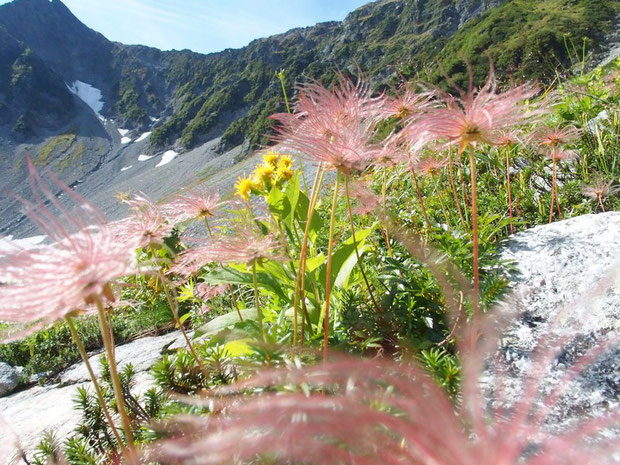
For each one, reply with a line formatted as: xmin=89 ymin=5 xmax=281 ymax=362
xmin=495 ymin=212 xmax=620 ymax=431
xmin=0 ymin=362 xmax=19 ymax=396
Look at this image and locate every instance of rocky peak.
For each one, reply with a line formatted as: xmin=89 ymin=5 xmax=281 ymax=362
xmin=0 ymin=0 xmax=114 ymax=95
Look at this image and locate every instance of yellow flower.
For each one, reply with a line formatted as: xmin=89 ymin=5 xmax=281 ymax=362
xmin=276 ymin=166 xmax=293 ymax=181
xmin=235 ymin=175 xmax=255 ymax=199
xmin=255 ymin=163 xmax=275 ymax=180
xmin=262 ymin=151 xmax=279 ymax=166
xmin=278 ymin=155 xmax=293 ymax=169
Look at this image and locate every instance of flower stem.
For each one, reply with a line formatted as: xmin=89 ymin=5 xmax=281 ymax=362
xmin=468 ymin=148 xmax=480 ymax=318
xmin=160 ymin=275 xmax=208 ymax=376
xmin=448 ymin=148 xmax=466 ymax=228
xmin=323 ymin=173 xmax=340 ymax=362
xmin=381 ymin=169 xmax=393 ymax=258
xmin=204 ymin=218 xmax=243 ymax=322
xmin=94 ymin=299 xmax=136 ymax=453
xmin=549 ymin=155 xmax=559 ymax=223
xmin=252 ymin=260 xmax=264 ymax=341
xmin=204 ymin=217 xmax=214 ymax=241
xmin=344 ymin=176 xmax=380 ymax=312
xmin=433 ymin=175 xmax=452 ymax=229
xmin=505 ymin=147 xmax=514 ymax=234
xmin=293 ymin=164 xmax=324 ymax=345
xmin=410 ymin=167 xmax=431 ymax=233
xmin=66 ymin=316 xmax=126 ymax=458
xmin=554 ymin=163 xmax=563 ymax=220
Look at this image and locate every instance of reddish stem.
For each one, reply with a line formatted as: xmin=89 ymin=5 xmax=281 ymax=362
xmin=410 ymin=168 xmax=431 ymax=233
xmin=505 ymin=147 xmax=514 ymax=234
xmin=468 ymin=149 xmax=480 ymax=318
xmin=323 ymin=173 xmax=340 ymax=362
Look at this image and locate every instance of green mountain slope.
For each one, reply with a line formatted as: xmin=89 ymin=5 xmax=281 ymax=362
xmin=148 ymin=0 xmax=618 ymax=152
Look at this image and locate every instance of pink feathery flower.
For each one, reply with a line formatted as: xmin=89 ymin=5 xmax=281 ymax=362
xmin=344 ymin=179 xmax=381 ymax=215
xmin=196 ymin=282 xmax=226 ymax=301
xmin=152 ymin=305 xmax=619 ymax=465
xmin=414 ymin=154 xmax=448 ymax=176
xmin=531 ymin=124 xmax=582 ymax=148
xmin=270 ymin=76 xmax=385 ymax=175
xmin=168 ymin=243 xmax=215 ymax=277
xmin=418 ymin=64 xmax=542 ymax=154
xmin=582 ymin=178 xmax=620 ymax=201
xmin=379 ymin=130 xmax=432 ymax=167
xmin=582 ymin=178 xmax=619 ymax=212
xmin=496 ymin=130 xmax=522 ymax=148
xmin=170 ymin=219 xmax=287 ymax=276
xmin=545 ymin=148 xmax=579 ymax=162
xmin=375 ymin=86 xmax=435 ymax=122
xmin=163 ymin=186 xmax=223 ymax=226
xmin=0 ymin=161 xmax=139 ymax=340
xmin=111 ymin=194 xmax=173 ymax=249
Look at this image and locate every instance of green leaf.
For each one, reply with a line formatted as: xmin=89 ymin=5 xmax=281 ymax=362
xmin=304 ymin=253 xmax=326 ymax=272
xmin=295 ymin=191 xmax=323 ymax=242
xmin=175 ymin=312 xmax=192 ymax=328
xmin=223 ymin=338 xmax=255 ymax=357
xmin=266 ymin=185 xmax=289 ymax=219
xmin=202 ymin=267 xmax=289 ymax=302
xmin=318 ymin=225 xmax=375 ymax=292
xmin=194 ymin=308 xmax=256 ymax=337
xmin=283 ymin=171 xmax=301 ymax=228
xmin=335 ymin=244 xmax=371 ymax=289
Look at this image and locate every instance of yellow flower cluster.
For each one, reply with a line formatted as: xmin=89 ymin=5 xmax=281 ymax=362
xmin=235 ymin=151 xmax=295 ymax=199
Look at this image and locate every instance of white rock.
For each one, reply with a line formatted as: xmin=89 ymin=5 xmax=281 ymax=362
xmin=495 ymin=212 xmax=620 ymax=431
xmin=0 ymin=331 xmax=186 ymax=453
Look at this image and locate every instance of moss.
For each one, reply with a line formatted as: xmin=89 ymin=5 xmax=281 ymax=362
xmin=57 ymin=141 xmax=86 ymax=172
xmin=36 ymin=131 xmax=76 ymax=166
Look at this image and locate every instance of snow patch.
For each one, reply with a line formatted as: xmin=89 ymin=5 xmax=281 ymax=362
xmin=66 ymin=81 xmax=104 ymax=116
xmin=121 ymin=165 xmax=133 ymax=172
xmin=138 ymin=154 xmax=154 ymax=161
xmin=149 ymin=116 xmax=159 ymax=122
xmin=118 ymin=128 xmax=129 ymax=136
xmin=120 ymin=137 xmax=132 ymax=144
xmin=134 ymin=132 xmax=151 ymax=143
xmin=156 ymin=150 xmax=178 ymax=167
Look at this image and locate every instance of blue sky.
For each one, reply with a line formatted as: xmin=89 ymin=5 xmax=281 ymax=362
xmin=1 ymin=0 xmax=371 ymax=54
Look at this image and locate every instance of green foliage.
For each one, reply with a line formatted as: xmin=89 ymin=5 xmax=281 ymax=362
xmin=115 ymin=78 xmax=149 ymax=127
xmin=426 ymin=0 xmax=619 ymax=86
xmin=418 ymin=347 xmax=461 ymax=398
xmin=32 ymin=431 xmax=62 ymax=465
